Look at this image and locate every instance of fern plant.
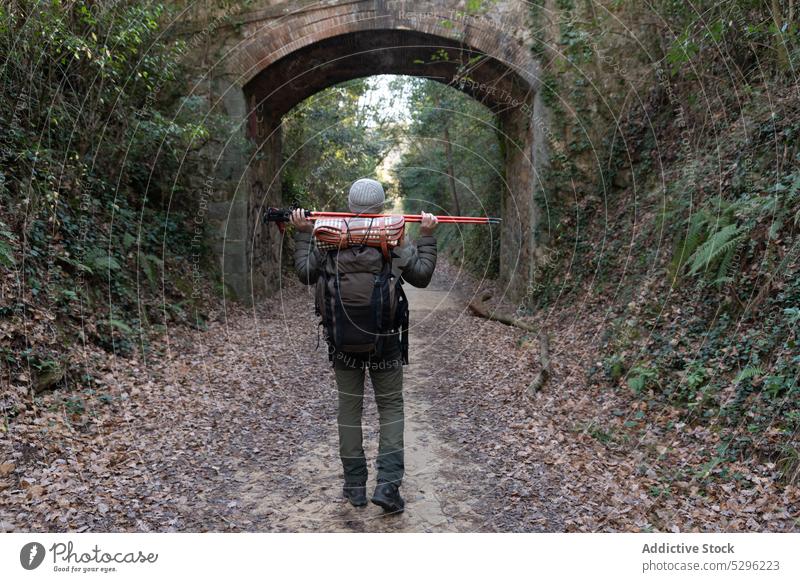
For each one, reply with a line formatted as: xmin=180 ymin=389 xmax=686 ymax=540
xmin=668 ymin=208 xmax=708 ymax=283
xmin=0 ymin=221 xmax=15 ymax=267
xmin=0 ymin=239 xmax=13 ymax=268
xmin=687 ymin=222 xmax=746 ymax=278
xmin=734 ymin=365 xmax=765 ymax=384
xmin=669 ymin=195 xmax=753 ymax=287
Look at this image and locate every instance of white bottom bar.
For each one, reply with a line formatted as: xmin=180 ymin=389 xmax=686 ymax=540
xmin=1 ymin=533 xmax=798 ymax=581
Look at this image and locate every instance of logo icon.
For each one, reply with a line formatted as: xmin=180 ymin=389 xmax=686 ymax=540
xmin=20 ymin=542 xmax=46 ymax=570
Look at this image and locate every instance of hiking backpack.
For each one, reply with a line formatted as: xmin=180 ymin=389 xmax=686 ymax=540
xmin=315 ymin=244 xmax=409 ymax=364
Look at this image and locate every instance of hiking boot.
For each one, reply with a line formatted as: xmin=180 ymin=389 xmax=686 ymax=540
xmin=342 ymin=482 xmax=367 ymax=507
xmin=371 ymin=482 xmax=405 ymax=513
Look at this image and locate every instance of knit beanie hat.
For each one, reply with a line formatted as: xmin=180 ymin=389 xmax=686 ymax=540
xmin=348 ymin=178 xmax=385 ymax=214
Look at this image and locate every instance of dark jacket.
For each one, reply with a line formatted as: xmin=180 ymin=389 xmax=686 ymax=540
xmin=293 ymin=232 xmax=438 ymax=288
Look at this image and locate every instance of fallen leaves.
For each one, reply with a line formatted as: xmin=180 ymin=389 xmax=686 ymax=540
xmin=27 ymin=485 xmax=45 ymax=499
xmin=410 ymin=262 xmax=800 ymax=532
xmin=1 ymin=264 xmax=798 ymax=533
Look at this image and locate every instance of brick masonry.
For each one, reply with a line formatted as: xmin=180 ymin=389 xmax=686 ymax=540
xmin=174 ymin=0 xmax=544 ymax=303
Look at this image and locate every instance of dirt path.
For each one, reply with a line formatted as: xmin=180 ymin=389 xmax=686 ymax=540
xmin=138 ymin=271 xmax=560 ymax=533
xmin=220 ymin=284 xmax=489 ymax=532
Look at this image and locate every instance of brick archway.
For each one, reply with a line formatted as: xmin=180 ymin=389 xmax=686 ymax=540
xmin=177 ymin=0 xmax=546 ymax=303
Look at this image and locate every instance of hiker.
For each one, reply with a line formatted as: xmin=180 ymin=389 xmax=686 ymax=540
xmin=291 ymin=178 xmax=438 ymax=513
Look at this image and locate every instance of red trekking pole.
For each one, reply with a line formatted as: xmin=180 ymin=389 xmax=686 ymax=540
xmin=305 ymin=211 xmax=500 ymax=224
xmin=264 ymin=204 xmax=501 ymax=232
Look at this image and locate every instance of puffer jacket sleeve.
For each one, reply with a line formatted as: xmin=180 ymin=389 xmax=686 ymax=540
xmin=294 ymin=231 xmax=323 ymax=285
xmin=397 ymin=235 xmax=437 ymax=288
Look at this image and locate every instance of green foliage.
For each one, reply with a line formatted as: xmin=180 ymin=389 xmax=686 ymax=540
xmin=281 ymin=78 xmax=399 ymax=210
xmin=85 ymin=248 xmax=122 ymax=274
xmin=687 ymin=223 xmax=746 ymax=279
xmin=627 ymin=365 xmax=659 ymax=394
xmin=1 ymin=2 xmax=190 ymax=202
xmin=784 ymin=307 xmax=800 ymax=326
xmin=528 ymin=0 xmax=799 ymax=489
xmin=107 ymin=318 xmax=134 ymax=335
xmin=668 ymin=195 xmax=760 ymax=287
xmin=603 ymin=354 xmax=626 ymax=381
xmin=396 ymin=79 xmax=502 ymax=277
xmin=0 ymin=220 xmax=16 ymax=267
xmin=734 ymin=365 xmax=765 ymax=385
xmin=139 ymin=253 xmax=164 ymax=290
xmin=0 ymin=0 xmax=218 ymax=368
xmin=659 ymin=0 xmax=799 ymax=79
xmin=63 ymin=396 xmax=86 ymax=416
xmin=669 ymin=209 xmax=708 ymax=282
xmin=777 ymin=445 xmax=800 ymax=485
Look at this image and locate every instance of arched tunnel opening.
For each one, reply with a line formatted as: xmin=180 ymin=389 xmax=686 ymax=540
xmin=229 ymin=28 xmax=541 ymax=303
xmin=277 ymin=74 xmax=506 ymax=281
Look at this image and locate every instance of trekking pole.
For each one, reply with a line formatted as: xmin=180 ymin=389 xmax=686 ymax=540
xmin=305 ymin=211 xmax=501 ymax=224
xmin=264 ymin=204 xmax=501 ymax=232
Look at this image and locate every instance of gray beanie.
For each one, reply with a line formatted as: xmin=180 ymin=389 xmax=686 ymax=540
xmin=348 ymin=178 xmax=385 ymax=214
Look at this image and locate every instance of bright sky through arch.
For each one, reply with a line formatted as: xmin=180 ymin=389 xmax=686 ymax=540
xmin=357 ymin=75 xmax=415 ymax=127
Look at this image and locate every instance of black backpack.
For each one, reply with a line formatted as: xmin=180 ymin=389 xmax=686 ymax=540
xmin=315 ymin=245 xmax=409 ymax=364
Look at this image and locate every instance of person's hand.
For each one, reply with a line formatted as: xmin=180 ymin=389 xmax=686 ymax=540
xmin=290 ymin=208 xmax=313 ymax=233
xmin=419 ymin=211 xmax=438 ymax=237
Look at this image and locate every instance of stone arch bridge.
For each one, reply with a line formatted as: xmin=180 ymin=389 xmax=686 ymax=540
xmin=173 ymin=0 xmax=547 ymax=303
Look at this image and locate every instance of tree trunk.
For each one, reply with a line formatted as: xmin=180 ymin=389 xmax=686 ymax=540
xmin=468 ymin=291 xmax=537 ymax=332
xmin=467 ymin=291 xmax=552 ymax=395
xmin=437 ymin=97 xmax=462 ymax=216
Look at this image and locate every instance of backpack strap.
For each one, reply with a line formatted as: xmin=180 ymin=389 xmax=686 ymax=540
xmin=379 ymin=222 xmax=390 ymax=260
xmin=396 ymin=280 xmax=409 ymax=365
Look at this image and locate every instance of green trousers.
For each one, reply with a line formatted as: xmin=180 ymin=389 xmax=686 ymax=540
xmin=334 ymin=356 xmax=404 ymax=486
